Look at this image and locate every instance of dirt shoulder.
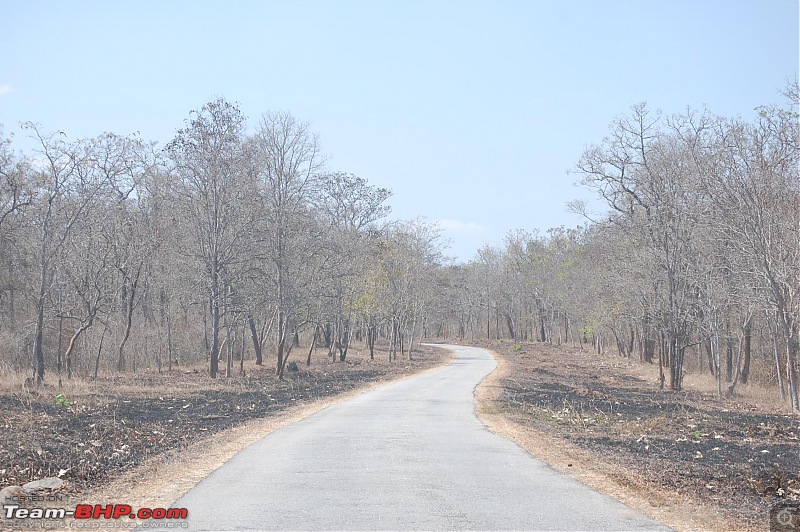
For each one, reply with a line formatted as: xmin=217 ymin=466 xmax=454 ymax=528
xmin=473 ymin=340 xmax=799 ymax=532
xmin=75 ymin=344 xmax=455 ymax=513
xmin=0 ymin=344 xmax=453 ymax=529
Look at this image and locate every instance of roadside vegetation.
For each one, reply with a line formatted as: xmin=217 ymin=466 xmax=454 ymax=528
xmin=0 ymin=81 xmax=796 ymax=529
xmin=477 ymin=340 xmax=798 ymax=531
xmin=0 ymin=343 xmax=446 ymax=494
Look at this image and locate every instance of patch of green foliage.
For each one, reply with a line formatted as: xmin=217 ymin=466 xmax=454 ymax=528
xmin=55 ymin=393 xmax=70 ymax=408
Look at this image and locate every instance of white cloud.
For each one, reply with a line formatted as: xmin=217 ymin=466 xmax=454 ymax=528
xmin=437 ymin=218 xmax=489 ymax=235
xmin=0 ymin=84 xmax=14 ymax=96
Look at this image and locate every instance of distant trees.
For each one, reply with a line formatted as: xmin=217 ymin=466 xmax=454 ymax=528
xmin=425 ymin=85 xmax=798 ymax=411
xmin=0 ymin=87 xmax=795 ymax=413
xmin=23 ymin=127 xmax=120 ymax=383
xmin=166 ymin=98 xmax=253 ymax=379
xmin=695 ymin=93 xmax=799 ymax=407
xmin=315 ymin=172 xmax=392 ymax=364
xmin=576 ymin=104 xmax=709 ymax=391
xmin=0 ymin=128 xmax=30 ymax=346
xmin=249 ymin=111 xmax=323 ymax=378
xmin=0 ymin=128 xmax=31 ymax=236
xmin=0 ymin=98 xmax=418 ymax=383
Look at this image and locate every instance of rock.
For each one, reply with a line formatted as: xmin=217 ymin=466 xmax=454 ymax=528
xmin=287 ymin=362 xmax=299 ymax=372
xmin=22 ymin=477 xmax=65 ymax=492
xmin=0 ymin=485 xmax=27 ymax=502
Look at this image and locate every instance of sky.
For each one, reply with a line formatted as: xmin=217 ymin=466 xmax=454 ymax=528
xmin=1 ymin=0 xmax=798 ymax=262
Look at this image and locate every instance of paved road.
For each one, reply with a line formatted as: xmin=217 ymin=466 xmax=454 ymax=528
xmin=175 ymin=345 xmax=670 ymax=531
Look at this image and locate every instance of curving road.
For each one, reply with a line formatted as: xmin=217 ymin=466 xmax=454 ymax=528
xmin=174 ymin=345 xmax=669 ymax=531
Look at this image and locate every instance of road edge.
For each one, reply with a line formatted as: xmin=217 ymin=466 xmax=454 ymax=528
xmin=472 ymin=346 xmax=749 ymax=532
xmin=59 ymin=348 xmax=457 ymax=525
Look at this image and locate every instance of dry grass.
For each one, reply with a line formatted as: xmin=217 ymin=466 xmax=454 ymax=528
xmin=0 ymin=365 xmax=28 ymax=393
xmin=622 ymin=357 xmax=793 ymax=414
xmin=475 ymin=348 xmax=750 ymax=532
xmin=471 ymin=340 xmax=799 ymax=531
xmin=1 ymin=342 xmax=455 ymax=531
xmin=60 ymin=348 xmax=456 ymax=529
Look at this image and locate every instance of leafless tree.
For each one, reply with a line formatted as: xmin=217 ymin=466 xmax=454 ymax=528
xmin=21 ymin=125 xmax=114 ymax=383
xmin=166 ymin=98 xmax=254 ymax=378
xmin=250 ymin=111 xmax=324 ymax=378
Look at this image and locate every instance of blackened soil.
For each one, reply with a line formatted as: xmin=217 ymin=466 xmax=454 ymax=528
xmin=0 ymin=345 xmax=446 ymax=494
xmin=483 ymin=340 xmax=799 ymax=529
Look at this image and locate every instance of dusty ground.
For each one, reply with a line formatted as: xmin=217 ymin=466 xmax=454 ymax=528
xmin=473 ymin=339 xmax=800 ymax=532
xmin=0 ymin=343 xmax=450 ymax=530
xmin=4 ymin=340 xmax=797 ymax=531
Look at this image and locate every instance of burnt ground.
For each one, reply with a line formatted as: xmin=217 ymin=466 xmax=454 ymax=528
xmin=479 ymin=339 xmax=799 ymax=530
xmin=0 ymin=343 xmax=446 ymax=497
xmin=4 ymin=340 xmax=797 ymax=530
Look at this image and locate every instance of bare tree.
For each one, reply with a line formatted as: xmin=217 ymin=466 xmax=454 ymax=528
xmin=21 ymin=125 xmax=114 ymax=383
xmin=250 ymin=111 xmax=324 ymax=378
xmin=0 ymin=127 xmax=32 ymax=236
xmin=576 ymin=104 xmax=710 ymax=390
xmin=166 ymin=98 xmax=253 ymax=379
xmin=696 ymin=98 xmax=799 ymax=409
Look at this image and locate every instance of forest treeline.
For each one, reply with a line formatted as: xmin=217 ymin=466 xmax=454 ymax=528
xmin=0 ymin=99 xmax=446 ymax=383
xmin=0 ymin=86 xmax=797 ymax=411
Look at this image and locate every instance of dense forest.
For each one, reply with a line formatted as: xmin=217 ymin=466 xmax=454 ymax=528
xmin=0 ymin=85 xmax=797 ymax=411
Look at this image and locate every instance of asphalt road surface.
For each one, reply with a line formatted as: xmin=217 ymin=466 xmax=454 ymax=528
xmin=175 ymin=345 xmax=670 ymax=531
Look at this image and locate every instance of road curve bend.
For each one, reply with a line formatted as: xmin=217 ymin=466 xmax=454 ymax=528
xmin=175 ymin=344 xmax=670 ymax=531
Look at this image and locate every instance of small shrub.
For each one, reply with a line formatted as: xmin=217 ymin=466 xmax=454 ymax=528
xmin=55 ymin=393 xmax=71 ymax=408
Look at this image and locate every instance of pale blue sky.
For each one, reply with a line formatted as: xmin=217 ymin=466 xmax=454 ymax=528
xmin=1 ymin=0 xmax=798 ymax=262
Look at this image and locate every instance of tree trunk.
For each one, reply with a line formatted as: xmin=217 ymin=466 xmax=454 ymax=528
xmin=209 ymin=292 xmax=220 ymax=379
xmin=725 ymin=330 xmax=734 ymax=383
xmin=248 ymin=316 xmax=263 ymax=366
xmin=711 ymin=331 xmax=722 ymax=398
xmin=225 ymin=314 xmax=233 ymax=378
xmin=64 ymin=319 xmax=93 ymax=377
xmin=504 ymin=312 xmax=515 ymax=340
xmin=167 ymin=309 xmax=174 ymax=372
xmin=704 ymin=338 xmax=716 ymax=376
xmin=768 ymin=311 xmax=787 ymax=401
xmin=339 ymin=321 xmax=351 ymax=362
xmin=57 ymin=316 xmax=63 ymax=379
xmin=486 ymin=302 xmax=490 ymax=340
xmin=782 ymin=321 xmax=799 ymax=413
xmin=33 ymin=302 xmax=46 ymax=385
xmin=328 ymin=319 xmax=338 ymax=360
xmin=276 ymin=310 xmax=287 ymax=378
xmin=539 ymin=314 xmax=546 ymax=342
xmin=116 ymin=285 xmax=136 ymax=372
xmin=398 ymin=323 xmax=404 ymax=356
xmin=727 ymin=332 xmax=745 ymax=397
xmin=367 ymin=318 xmax=376 ymax=360
xmin=306 ymin=326 xmax=318 ymax=366
xmin=407 ymin=315 xmax=417 ymax=360
xmin=239 ymin=327 xmax=246 ymax=375
xmin=740 ymin=319 xmax=752 ymax=384
xmin=93 ymin=323 xmax=109 ymax=380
